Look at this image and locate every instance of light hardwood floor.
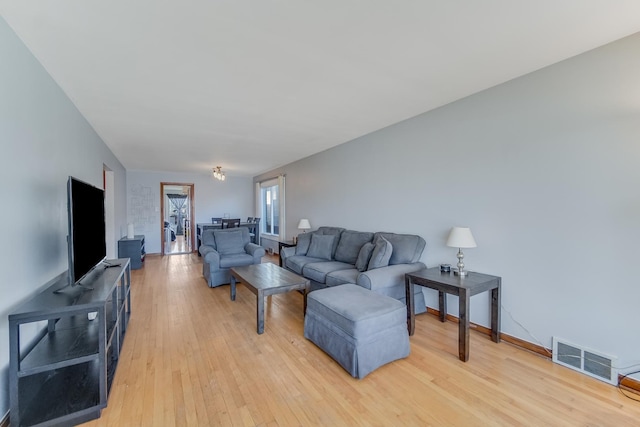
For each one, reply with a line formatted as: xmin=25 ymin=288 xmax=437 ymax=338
xmin=81 ymin=254 xmax=640 ymax=426
xmin=168 ymin=235 xmax=192 ymax=255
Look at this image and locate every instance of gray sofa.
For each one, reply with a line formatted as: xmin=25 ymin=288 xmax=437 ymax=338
xmin=281 ymin=227 xmax=427 ymax=314
xmin=199 ymin=227 xmax=265 ymax=287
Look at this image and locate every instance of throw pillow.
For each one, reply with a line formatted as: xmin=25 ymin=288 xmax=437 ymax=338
xmin=355 ymin=242 xmax=375 ymax=272
xmin=368 ymin=236 xmax=393 ymax=270
xmin=306 ymin=234 xmax=335 ymax=260
xmin=295 ymin=232 xmax=312 ymax=255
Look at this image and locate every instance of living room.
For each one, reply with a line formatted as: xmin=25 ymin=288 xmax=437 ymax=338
xmin=2 ymin=3 xmax=640 ymax=425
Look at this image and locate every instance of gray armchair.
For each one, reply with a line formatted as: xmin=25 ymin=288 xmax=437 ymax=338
xmin=199 ymin=227 xmax=265 ymax=287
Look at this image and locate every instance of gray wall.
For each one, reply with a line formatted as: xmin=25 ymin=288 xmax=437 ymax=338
xmin=0 ymin=17 xmax=127 ymax=417
xmin=256 ymin=33 xmax=640 ymax=376
xmin=127 ymin=170 xmax=253 ymax=254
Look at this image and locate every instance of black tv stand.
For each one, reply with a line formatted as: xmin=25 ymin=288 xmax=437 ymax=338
xmin=9 ymin=258 xmax=132 ymax=426
xmin=52 ymin=280 xmax=93 ymax=294
xmin=52 ymin=269 xmax=102 ymax=294
xmin=103 ymin=260 xmax=121 ymax=268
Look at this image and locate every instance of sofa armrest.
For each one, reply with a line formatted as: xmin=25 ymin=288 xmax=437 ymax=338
xmin=245 ymin=242 xmax=266 ymax=258
xmin=281 ymin=246 xmax=296 ymax=261
xmin=200 ymin=246 xmax=221 ymax=269
xmin=357 ymin=262 xmax=426 ymax=292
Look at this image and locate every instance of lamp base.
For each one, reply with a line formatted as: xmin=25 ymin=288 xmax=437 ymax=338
xmin=454 ymin=269 xmax=468 ymax=276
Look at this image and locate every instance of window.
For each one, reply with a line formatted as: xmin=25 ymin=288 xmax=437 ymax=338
xmin=258 ymin=176 xmax=285 ymax=238
xmin=261 ymin=183 xmax=279 ymax=235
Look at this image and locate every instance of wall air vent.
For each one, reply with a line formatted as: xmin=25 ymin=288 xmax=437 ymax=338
xmin=552 ymin=337 xmax=617 ymax=385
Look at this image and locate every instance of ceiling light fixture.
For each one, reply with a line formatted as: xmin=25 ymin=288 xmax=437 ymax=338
xmin=212 ymin=166 xmax=226 ymax=181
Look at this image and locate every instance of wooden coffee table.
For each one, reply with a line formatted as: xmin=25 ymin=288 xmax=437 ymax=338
xmin=230 ymin=263 xmax=310 ymax=334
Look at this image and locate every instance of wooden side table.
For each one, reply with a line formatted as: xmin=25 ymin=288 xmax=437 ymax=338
xmin=278 ymin=240 xmax=296 ymax=267
xmin=405 ymin=267 xmax=501 ymax=362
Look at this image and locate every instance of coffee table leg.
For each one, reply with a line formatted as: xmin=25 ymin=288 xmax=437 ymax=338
xmin=459 ymin=288 xmax=470 ymax=362
xmin=257 ymin=290 xmax=265 ymax=334
xmin=230 ymin=275 xmax=236 ymax=301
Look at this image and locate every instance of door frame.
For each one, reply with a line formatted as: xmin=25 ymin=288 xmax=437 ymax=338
xmin=160 ymin=182 xmax=196 ymax=256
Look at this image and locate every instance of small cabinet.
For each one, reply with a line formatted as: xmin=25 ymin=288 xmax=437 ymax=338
xmin=9 ymin=259 xmax=132 ymax=427
xmin=118 ymin=235 xmax=145 ymax=269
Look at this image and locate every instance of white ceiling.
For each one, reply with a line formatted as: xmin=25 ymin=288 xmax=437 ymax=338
xmin=2 ymin=1 xmax=640 ymax=177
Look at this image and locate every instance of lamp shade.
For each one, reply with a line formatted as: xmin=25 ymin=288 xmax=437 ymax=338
xmin=446 ymin=227 xmax=477 ymax=248
xmin=297 ymin=219 xmax=311 ymax=230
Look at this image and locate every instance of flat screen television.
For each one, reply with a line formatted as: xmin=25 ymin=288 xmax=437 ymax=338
xmin=67 ymin=176 xmax=107 ymax=286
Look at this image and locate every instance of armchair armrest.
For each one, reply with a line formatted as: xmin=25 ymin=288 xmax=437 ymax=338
xmin=199 ymin=245 xmax=221 ymax=269
xmin=357 ymin=262 xmax=426 ymax=292
xmin=245 ymin=242 xmax=266 ymax=258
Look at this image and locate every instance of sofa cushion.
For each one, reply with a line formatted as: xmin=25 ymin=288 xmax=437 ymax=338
xmin=213 ymin=229 xmax=247 ymax=255
xmin=286 ymin=255 xmax=325 ymax=275
xmin=373 ymin=232 xmax=426 ymax=265
xmin=303 ymin=261 xmax=354 ymax=284
xmin=355 ymin=242 xmax=375 ymax=272
xmin=368 ymin=236 xmax=393 ymax=270
xmin=334 ymin=230 xmax=374 ymax=264
xmin=296 ymin=232 xmax=313 ymax=255
xmin=219 ymin=253 xmax=255 ymax=268
xmin=326 ymin=268 xmax=360 ymax=287
xmin=307 ymin=234 xmax=335 ymax=260
xmin=316 ymin=227 xmax=345 ymax=258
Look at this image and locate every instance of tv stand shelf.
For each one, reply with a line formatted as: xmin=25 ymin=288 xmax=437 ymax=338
xmin=9 ymin=259 xmax=131 ymax=427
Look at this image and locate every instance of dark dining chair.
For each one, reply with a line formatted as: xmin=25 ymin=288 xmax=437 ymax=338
xmin=222 ymin=218 xmax=241 ymax=229
xmin=249 ymin=218 xmax=260 ymax=243
xmin=212 ymin=217 xmax=222 ymax=225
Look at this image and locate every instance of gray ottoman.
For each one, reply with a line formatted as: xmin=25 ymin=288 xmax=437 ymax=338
xmin=304 ymin=283 xmax=410 ymax=379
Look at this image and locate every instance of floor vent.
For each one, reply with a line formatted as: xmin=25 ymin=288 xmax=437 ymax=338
xmin=552 ymin=337 xmax=617 ymax=385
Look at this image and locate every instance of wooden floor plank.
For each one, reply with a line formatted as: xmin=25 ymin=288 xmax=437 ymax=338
xmin=80 ymin=253 xmax=640 ymax=426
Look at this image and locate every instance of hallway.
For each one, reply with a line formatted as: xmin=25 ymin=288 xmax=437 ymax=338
xmin=168 ymin=235 xmax=190 ymax=255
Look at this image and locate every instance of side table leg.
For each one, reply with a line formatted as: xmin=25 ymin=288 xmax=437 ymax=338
xmin=491 ymin=280 xmax=501 ymax=343
xmin=459 ymin=288 xmax=470 ymax=362
xmin=257 ymin=291 xmax=265 ymax=334
xmin=405 ymin=276 xmax=415 ymax=335
xmin=439 ymin=291 xmax=447 ymax=322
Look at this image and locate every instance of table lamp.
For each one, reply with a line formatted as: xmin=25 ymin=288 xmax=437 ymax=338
xmin=446 ymin=227 xmax=477 ymax=276
xmin=297 ymin=219 xmax=311 ymax=232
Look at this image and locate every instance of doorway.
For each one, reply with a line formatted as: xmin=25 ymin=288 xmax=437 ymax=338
xmin=103 ymin=166 xmax=116 ymax=259
xmin=160 ymin=182 xmax=195 ymax=255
